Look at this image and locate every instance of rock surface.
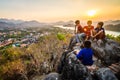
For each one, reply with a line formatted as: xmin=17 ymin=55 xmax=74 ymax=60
xmin=35 ymin=37 xmax=120 ymax=80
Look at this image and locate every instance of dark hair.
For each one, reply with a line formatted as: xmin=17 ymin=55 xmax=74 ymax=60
xmin=84 ymin=40 xmax=91 ymax=48
xmin=87 ymin=20 xmax=92 ymax=24
xmin=75 ymin=20 xmax=80 ymax=24
xmin=98 ymin=22 xmax=104 ymax=27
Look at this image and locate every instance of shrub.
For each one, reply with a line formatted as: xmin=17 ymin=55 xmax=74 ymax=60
xmin=57 ymin=33 xmax=65 ymax=40
xmin=0 ymin=60 xmax=26 ymax=80
xmin=106 ymin=34 xmax=120 ymax=43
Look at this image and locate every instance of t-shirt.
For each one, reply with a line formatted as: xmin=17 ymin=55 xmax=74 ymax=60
xmin=95 ymin=28 xmax=104 ymax=33
xmin=76 ymin=25 xmax=83 ymax=33
xmin=76 ymin=48 xmax=94 ymax=66
xmin=83 ymin=26 xmax=94 ymax=37
xmin=95 ymin=28 xmax=105 ymax=39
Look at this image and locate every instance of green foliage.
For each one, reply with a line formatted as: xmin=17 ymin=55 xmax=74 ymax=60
xmin=0 ymin=48 xmax=23 ymax=65
xmin=106 ymin=34 xmax=115 ymax=39
xmin=106 ymin=34 xmax=120 ymax=43
xmin=0 ymin=60 xmax=25 ymax=79
xmin=57 ymin=33 xmax=65 ymax=40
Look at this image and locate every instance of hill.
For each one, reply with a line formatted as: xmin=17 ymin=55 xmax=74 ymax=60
xmin=0 ymin=18 xmax=120 ymax=32
xmin=52 ymin=20 xmax=74 ymax=27
xmin=0 ymin=18 xmax=49 ymax=29
xmin=104 ymin=23 xmax=120 ymax=32
xmin=0 ymin=27 xmax=72 ymax=80
xmin=104 ymin=20 xmax=120 ymax=25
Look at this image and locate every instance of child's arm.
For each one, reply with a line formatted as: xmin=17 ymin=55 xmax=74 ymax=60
xmin=85 ymin=36 xmax=89 ymax=40
xmin=91 ymin=30 xmax=94 ymax=37
xmin=93 ymin=30 xmax=103 ymax=38
xmin=74 ymin=26 xmax=77 ymax=34
xmin=76 ymin=50 xmax=83 ymax=60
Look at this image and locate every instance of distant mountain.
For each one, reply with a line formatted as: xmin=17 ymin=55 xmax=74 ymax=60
xmin=104 ymin=23 xmax=120 ymax=32
xmin=104 ymin=20 xmax=120 ymax=25
xmin=63 ymin=20 xmax=74 ymax=27
xmin=52 ymin=21 xmax=66 ymax=25
xmin=0 ymin=22 xmax=15 ymax=29
xmin=0 ymin=18 xmax=120 ymax=31
xmin=104 ymin=20 xmax=120 ymax=32
xmin=0 ymin=18 xmax=24 ymax=24
xmin=0 ymin=18 xmax=49 ymax=29
xmin=18 ymin=20 xmax=47 ymax=28
xmin=52 ymin=20 xmax=74 ymax=27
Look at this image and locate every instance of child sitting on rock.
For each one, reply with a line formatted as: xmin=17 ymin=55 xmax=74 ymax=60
xmin=92 ymin=22 xmax=105 ymax=40
xmin=76 ymin=40 xmax=94 ymax=66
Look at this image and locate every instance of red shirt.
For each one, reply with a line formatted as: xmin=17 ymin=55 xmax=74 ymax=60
xmin=77 ymin=25 xmax=83 ymax=33
xmin=83 ymin=26 xmax=94 ymax=37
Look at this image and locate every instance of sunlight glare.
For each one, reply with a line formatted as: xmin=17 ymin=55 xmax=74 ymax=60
xmin=87 ymin=10 xmax=96 ymax=16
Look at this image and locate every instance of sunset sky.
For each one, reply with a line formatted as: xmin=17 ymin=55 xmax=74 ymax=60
xmin=0 ymin=0 xmax=120 ymax=22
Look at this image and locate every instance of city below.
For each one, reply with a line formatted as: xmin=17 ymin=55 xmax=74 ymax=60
xmin=0 ymin=28 xmax=50 ymax=49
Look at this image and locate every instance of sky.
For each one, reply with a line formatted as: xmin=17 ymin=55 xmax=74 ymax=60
xmin=0 ymin=0 xmax=120 ymax=22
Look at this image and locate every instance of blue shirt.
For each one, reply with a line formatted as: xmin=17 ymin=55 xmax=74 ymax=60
xmin=76 ymin=48 xmax=94 ymax=66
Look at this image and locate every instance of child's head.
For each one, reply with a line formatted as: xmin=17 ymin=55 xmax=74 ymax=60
xmin=97 ymin=22 xmax=104 ymax=28
xmin=87 ymin=20 xmax=92 ymax=26
xmin=84 ymin=40 xmax=91 ymax=48
xmin=75 ymin=20 xmax=80 ymax=25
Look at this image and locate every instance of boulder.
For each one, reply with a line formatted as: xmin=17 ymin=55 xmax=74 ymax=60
xmin=43 ymin=73 xmax=60 ymax=80
xmin=95 ymin=68 xmax=118 ymax=80
xmin=58 ymin=50 xmax=92 ymax=80
xmin=92 ymin=39 xmax=120 ymax=66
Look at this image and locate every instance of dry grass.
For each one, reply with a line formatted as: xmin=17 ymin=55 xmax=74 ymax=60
xmin=0 ymin=27 xmax=72 ymax=80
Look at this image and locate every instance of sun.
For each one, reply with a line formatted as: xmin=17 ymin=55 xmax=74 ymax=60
xmin=87 ymin=10 xmax=96 ymax=17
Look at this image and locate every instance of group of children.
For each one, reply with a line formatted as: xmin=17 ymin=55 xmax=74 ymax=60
xmin=74 ymin=20 xmax=106 ymax=66
xmin=74 ymin=20 xmax=105 ymax=40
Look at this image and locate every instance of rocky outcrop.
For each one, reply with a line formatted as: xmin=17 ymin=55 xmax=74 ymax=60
xmin=95 ymin=68 xmax=118 ymax=80
xmin=59 ymin=51 xmax=92 ymax=80
xmin=92 ymin=39 xmax=120 ymax=66
xmin=43 ymin=37 xmax=120 ymax=80
xmin=43 ymin=73 xmax=60 ymax=80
